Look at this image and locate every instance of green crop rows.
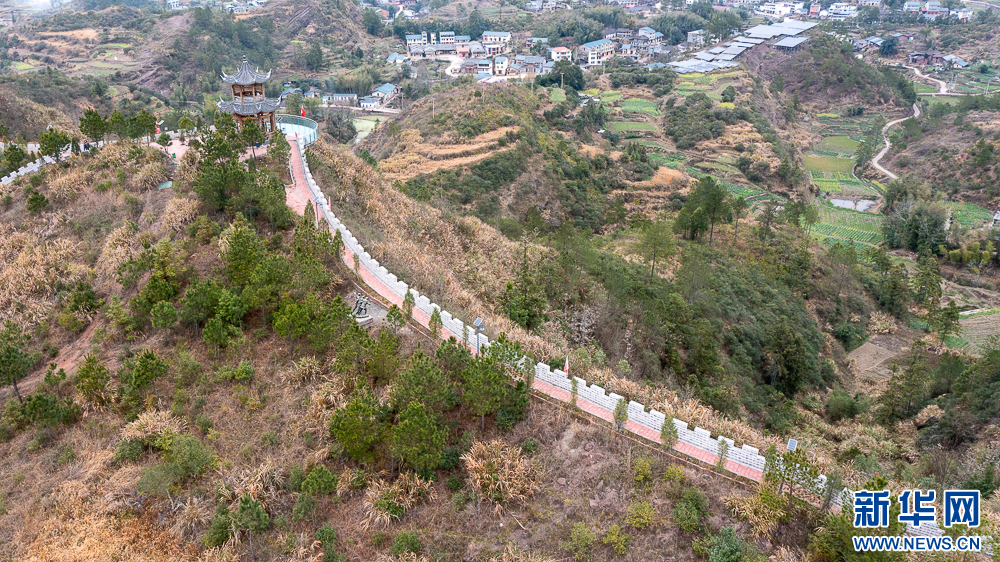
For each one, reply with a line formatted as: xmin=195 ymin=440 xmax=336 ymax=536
xmin=609 ymin=122 xmax=657 ymax=132
xmin=601 ymin=90 xmax=623 ymax=102
xmin=550 ymin=88 xmax=566 ymax=102
xmin=804 ymin=154 xmax=854 ymax=174
xmin=944 ymin=201 xmax=993 ymax=226
xmin=723 ymin=183 xmax=762 ymax=198
xmin=818 ymin=206 xmax=883 ymax=232
xmin=622 ymin=98 xmax=662 ymax=115
xmin=812 ymin=223 xmax=883 ymax=245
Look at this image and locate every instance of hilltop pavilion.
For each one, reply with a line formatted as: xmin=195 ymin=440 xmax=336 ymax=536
xmin=218 ymin=56 xmax=280 ymax=136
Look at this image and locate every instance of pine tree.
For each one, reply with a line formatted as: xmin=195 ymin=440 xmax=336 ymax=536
xmin=637 ymin=220 xmax=676 ymax=276
xmin=613 ymin=398 xmax=629 ymax=432
xmin=391 ymin=402 xmax=447 ymax=473
xmin=329 ymin=386 xmax=387 ymax=463
xmin=0 ymin=320 xmax=31 ymax=403
xmin=429 ymin=308 xmax=443 ymax=338
xmin=302 ymin=466 xmax=338 ymax=518
xmin=76 ymin=353 xmax=110 ymax=405
xmin=391 ymin=352 xmax=449 ymax=412
xmin=403 ymin=291 xmax=415 ymax=320
xmin=913 ymin=254 xmax=943 ymax=305
xmin=463 ymin=355 xmax=506 ymax=432
xmin=150 ymin=301 xmax=177 ymax=332
xmin=234 ymin=495 xmax=270 ymax=558
xmin=274 ymin=300 xmax=310 ymax=356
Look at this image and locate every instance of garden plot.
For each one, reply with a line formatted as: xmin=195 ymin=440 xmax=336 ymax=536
xmin=550 ymin=88 xmax=566 ymax=103
xmin=961 ymin=310 xmax=1000 ymax=355
xmin=810 ymin=204 xmax=884 ymax=246
xmin=621 ymin=98 xmax=662 ymax=116
xmin=804 ymin=154 xmax=854 ymax=174
xmin=815 ymin=136 xmax=860 ymax=156
xmin=610 ymin=122 xmax=658 ymax=133
xmin=943 ymin=201 xmax=994 ymax=227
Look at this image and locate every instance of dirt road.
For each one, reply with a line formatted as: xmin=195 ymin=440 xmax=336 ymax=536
xmin=871 ymin=102 xmax=920 ymax=180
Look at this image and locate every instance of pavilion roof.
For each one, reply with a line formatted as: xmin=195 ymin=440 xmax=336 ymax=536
xmin=221 ymin=56 xmax=272 ymax=86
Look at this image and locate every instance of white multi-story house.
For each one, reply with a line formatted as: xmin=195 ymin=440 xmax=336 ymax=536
xmin=902 ymin=1 xmax=921 ymax=12
xmin=827 ymin=2 xmax=858 ymax=20
xmin=494 ymin=56 xmax=508 ymax=75
xmin=440 ymin=31 xmax=455 ymax=44
xmin=579 ymin=38 xmax=614 ymax=65
xmin=550 ymin=46 xmax=572 ymax=61
xmin=482 ymin=31 xmax=512 ymax=44
xmin=857 ymin=0 xmax=881 ymax=7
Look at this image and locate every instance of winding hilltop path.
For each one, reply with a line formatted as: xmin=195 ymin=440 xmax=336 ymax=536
xmin=871 ymin=102 xmax=920 ymax=180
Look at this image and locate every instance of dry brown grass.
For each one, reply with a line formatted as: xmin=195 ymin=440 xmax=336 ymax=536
xmin=163 ymin=196 xmax=201 ymax=232
xmin=120 ymin=409 xmax=187 ymax=441
xmin=96 ymin=222 xmax=141 ymax=284
xmin=0 ymin=224 xmax=85 ymax=328
xmin=361 ymin=472 xmax=436 ymax=530
xmin=462 ymin=440 xmax=540 ymax=515
xmin=18 ymin=481 xmax=201 ymax=562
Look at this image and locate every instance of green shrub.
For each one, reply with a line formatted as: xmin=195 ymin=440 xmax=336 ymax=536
xmin=826 ymin=389 xmax=860 ymax=422
xmin=113 ymin=438 xmax=145 ymax=464
xmin=316 ymin=524 xmax=337 ymax=548
xmin=390 ymin=531 xmax=421 ymax=556
xmin=563 ymin=522 xmax=597 ymax=561
xmin=673 ymin=487 xmax=708 ymax=532
xmin=520 ymin=438 xmax=540 ymax=455
xmin=56 ymin=444 xmax=77 ymax=465
xmin=447 ymin=476 xmax=464 ymax=491
xmin=602 ymin=523 xmax=631 ymax=557
xmin=195 ymin=413 xmax=212 ymax=433
xmin=216 ymin=360 xmax=254 ymax=382
xmin=708 ymin=527 xmax=764 ymax=562
xmin=292 ymin=493 xmax=317 ymax=522
xmin=262 ymin=430 xmax=279 ymax=446
xmin=625 ymin=501 xmax=656 ymax=529
xmin=660 ymin=417 xmax=679 ymax=449
xmin=287 ymin=465 xmax=306 ymax=491
xmin=203 ymin=505 xmax=233 ymax=547
xmin=438 ymin=446 xmax=462 ymax=470
xmin=633 ymin=457 xmax=653 ymax=487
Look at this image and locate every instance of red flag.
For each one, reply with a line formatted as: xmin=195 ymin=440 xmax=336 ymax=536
xmin=564 ymin=355 xmax=569 ymax=375
xmin=300 ymin=106 xmax=306 ymax=117
xmin=155 ymin=125 xmax=161 ymax=134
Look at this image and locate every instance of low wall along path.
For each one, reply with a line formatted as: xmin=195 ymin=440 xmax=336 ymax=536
xmin=287 ymin=139 xmax=950 ymax=541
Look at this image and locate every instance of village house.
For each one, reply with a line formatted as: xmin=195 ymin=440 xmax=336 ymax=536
xmin=482 ymin=31 xmax=512 ymax=44
xmin=951 ymin=7 xmax=973 ymax=20
xmin=827 ymin=3 xmax=858 ymax=20
xmin=857 ymin=0 xmax=880 ymax=6
xmin=579 ymin=38 xmax=614 ymax=65
xmin=514 ymin=54 xmax=549 ymax=74
xmin=550 ymin=46 xmax=572 ymax=61
xmin=922 ymin=0 xmax=948 ymax=17
xmin=494 ymin=56 xmax=508 ymax=75
xmin=902 ymin=1 xmax=921 ymax=12
xmin=326 ymin=93 xmax=358 ymax=107
xmin=687 ymin=29 xmax=705 ymax=47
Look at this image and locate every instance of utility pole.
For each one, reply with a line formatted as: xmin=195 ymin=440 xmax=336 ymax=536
xmin=560 ymin=71 xmax=564 ymax=89
xmin=432 ymin=97 xmax=435 ymax=119
xmin=986 ymin=76 xmax=994 ymax=95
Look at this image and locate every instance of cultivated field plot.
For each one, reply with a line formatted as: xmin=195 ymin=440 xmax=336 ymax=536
xmin=814 ymin=233 xmax=878 ymax=253
xmin=600 ymin=90 xmax=623 ymax=102
xmin=673 ymin=70 xmax=745 ymax=100
xmin=812 ymin=112 xmax=906 ymax=139
xmin=622 ymin=98 xmax=662 ymax=115
xmin=811 ymin=171 xmax=874 ymax=197
xmin=696 ymin=161 xmax=739 ymax=174
xmin=804 ymin=154 xmax=855 ymax=174
xmin=943 ymin=201 xmax=994 ymax=227
xmin=811 ymin=223 xmax=882 ymax=245
xmin=817 ymin=205 xmax=883 ymax=232
xmin=610 ymin=122 xmax=658 ymax=133
xmin=630 ymin=140 xmax=673 ymax=151
xmin=815 ymin=135 xmax=860 ymax=156
xmin=723 ymin=182 xmax=763 ymax=199
xmin=648 ymin=152 xmax=686 ymax=169
xmin=550 ymin=88 xmax=566 ymax=103
xmin=961 ymin=310 xmax=1000 ymax=353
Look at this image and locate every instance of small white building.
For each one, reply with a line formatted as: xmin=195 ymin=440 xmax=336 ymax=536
xmin=493 ymin=56 xmax=508 ymax=75
xmin=550 ymin=46 xmax=572 ymax=61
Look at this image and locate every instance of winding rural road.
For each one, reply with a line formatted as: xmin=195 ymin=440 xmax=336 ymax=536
xmin=871 ymin=102 xmax=920 ymax=180
xmin=906 ymin=65 xmax=949 ymax=94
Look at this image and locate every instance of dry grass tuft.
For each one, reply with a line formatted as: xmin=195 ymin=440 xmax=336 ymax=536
xmin=462 ymin=440 xmax=539 ymax=515
xmin=282 ymin=356 xmax=326 ymax=386
xmin=163 ymin=197 xmax=200 ymax=232
xmin=223 ymin=459 xmax=285 ymax=512
xmin=120 ymin=410 xmax=187 ymax=441
xmin=0 ymin=224 xmax=85 ymax=327
xmin=494 ymin=544 xmax=557 ymax=562
xmin=867 ymin=311 xmax=896 ymax=334
xmin=131 ymin=161 xmax=168 ymax=192
xmin=361 ymin=472 xmax=436 ymax=530
xmin=723 ymin=485 xmax=784 ymax=538
xmin=376 ymin=552 xmax=430 ymax=562
xmin=96 ymin=222 xmax=141 ymax=283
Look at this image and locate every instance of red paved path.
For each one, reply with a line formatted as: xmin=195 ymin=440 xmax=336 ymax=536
xmin=285 ymin=141 xmax=764 ymax=484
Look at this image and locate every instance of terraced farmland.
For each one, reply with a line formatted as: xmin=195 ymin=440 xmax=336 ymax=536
xmin=610 ymin=122 xmax=658 ymax=133
xmin=961 ymin=310 xmax=1000 ymax=354
xmin=815 ymin=136 xmax=860 ymax=156
xmin=622 ymin=98 xmax=662 ymax=115
xmin=812 ymin=223 xmax=883 ymax=245
xmin=601 ymin=90 xmax=623 ymax=102
xmin=804 ymin=154 xmax=854 ymax=174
